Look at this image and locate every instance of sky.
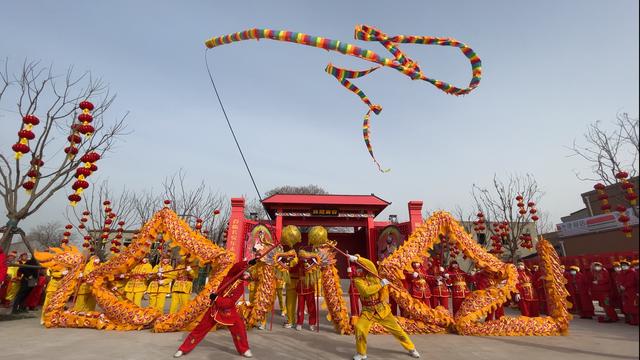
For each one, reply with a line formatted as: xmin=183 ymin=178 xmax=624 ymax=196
xmin=1 ymin=0 xmax=638 ymax=231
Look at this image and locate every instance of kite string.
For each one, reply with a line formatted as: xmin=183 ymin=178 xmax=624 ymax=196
xmin=204 ymin=50 xmax=267 ymax=213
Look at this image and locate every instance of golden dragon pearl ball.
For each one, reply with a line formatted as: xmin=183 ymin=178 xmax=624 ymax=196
xmin=281 ymin=225 xmax=301 ymax=247
xmin=308 ymin=225 xmax=328 ymax=246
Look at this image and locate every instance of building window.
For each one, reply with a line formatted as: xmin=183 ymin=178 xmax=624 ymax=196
xmin=477 ymin=233 xmax=486 ymax=245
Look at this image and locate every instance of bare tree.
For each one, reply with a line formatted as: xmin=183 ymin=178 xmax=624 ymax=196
xmin=64 ymin=180 xmax=137 ymax=259
xmin=27 ymin=221 xmax=64 ymax=249
xmin=264 ymin=184 xmax=328 ymax=197
xmin=0 ymin=60 xmax=128 ymax=252
xmin=569 ymin=113 xmax=639 ymax=185
xmin=129 ymin=170 xmax=229 ymax=247
xmin=472 ymin=174 xmax=545 ymax=263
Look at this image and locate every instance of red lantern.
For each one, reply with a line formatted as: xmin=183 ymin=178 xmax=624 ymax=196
xmin=18 ymin=129 xmax=35 ymax=140
xmin=68 ymin=152 xmax=100 ymax=206
xmin=22 ymin=181 xmax=35 ymax=192
xmin=615 ymin=171 xmax=629 ymax=180
xmin=68 ymin=194 xmax=82 ymax=205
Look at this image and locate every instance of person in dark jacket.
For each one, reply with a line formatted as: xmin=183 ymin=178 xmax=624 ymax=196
xmin=12 ymin=257 xmax=39 ymax=313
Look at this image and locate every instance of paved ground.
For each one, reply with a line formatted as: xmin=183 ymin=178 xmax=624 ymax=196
xmin=0 ymin=308 xmax=638 ymax=360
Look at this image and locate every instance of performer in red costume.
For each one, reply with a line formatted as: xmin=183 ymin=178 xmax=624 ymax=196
xmin=531 ymin=264 xmax=547 ymax=315
xmin=294 ymin=255 xmax=318 ymax=331
xmin=515 ymin=262 xmax=539 ymax=317
xmin=0 ymin=248 xmax=7 ymax=285
xmin=404 ymin=260 xmax=432 ymax=306
xmin=472 ymin=268 xmax=504 ymax=321
xmin=446 ymin=261 xmax=470 ymax=315
xmin=174 ymin=260 xmax=255 ymax=358
xmin=24 ymin=269 xmax=46 ymax=310
xmin=428 ymin=263 xmax=450 ymax=311
xmin=347 ymin=263 xmax=361 ymax=316
xmin=589 ymin=261 xmax=619 ymax=323
xmin=564 ymin=265 xmax=595 ymax=319
xmin=610 ymin=261 xmax=623 ymax=313
xmin=618 ymin=260 xmax=638 ymax=325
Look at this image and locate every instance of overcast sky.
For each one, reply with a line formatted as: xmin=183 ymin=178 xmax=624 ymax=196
xmin=1 ymin=0 xmax=638 ymax=231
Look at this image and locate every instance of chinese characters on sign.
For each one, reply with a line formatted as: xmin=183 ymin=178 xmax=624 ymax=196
xmin=311 ymin=209 xmax=339 ymax=216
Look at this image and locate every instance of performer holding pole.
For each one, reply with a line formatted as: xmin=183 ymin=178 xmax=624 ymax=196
xmin=348 ymin=254 xmax=420 ymax=360
xmin=174 ymin=259 xmax=256 ymax=358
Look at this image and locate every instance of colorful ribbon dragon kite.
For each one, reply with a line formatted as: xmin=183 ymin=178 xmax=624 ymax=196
xmin=205 ymin=25 xmax=482 ymax=172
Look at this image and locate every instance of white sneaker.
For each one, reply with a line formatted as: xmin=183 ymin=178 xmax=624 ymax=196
xmin=353 ymin=354 xmax=368 ymax=360
xmin=284 ymin=322 xmax=292 ymax=328
xmin=295 ymin=324 xmax=302 ymax=331
xmin=257 ymin=324 xmax=265 ymax=330
xmin=173 ymin=350 xmax=183 ymax=358
xmin=280 ymin=311 xmax=286 ymax=317
xmin=242 ymin=350 xmax=253 ymax=358
xmin=408 ymin=349 xmax=420 ymax=358
xmin=309 ymin=325 xmax=316 ymax=331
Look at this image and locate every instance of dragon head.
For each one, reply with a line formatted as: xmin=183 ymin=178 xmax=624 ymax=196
xmin=34 ymin=244 xmax=83 ymax=271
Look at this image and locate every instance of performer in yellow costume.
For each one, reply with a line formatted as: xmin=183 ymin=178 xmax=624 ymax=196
xmin=110 ymin=273 xmax=127 ymax=300
xmin=280 ymin=225 xmax=302 ymax=328
xmin=275 ymin=277 xmax=286 ymax=317
xmin=42 ymin=268 xmax=67 ymax=324
xmin=5 ymin=252 xmax=24 ymax=303
xmin=169 ymin=257 xmax=197 ymax=314
xmin=74 ymin=256 xmax=100 ymax=312
xmin=125 ymin=257 xmax=152 ymax=306
xmin=247 ymin=264 xmax=267 ymax=329
xmin=147 ymin=257 xmax=174 ymax=312
xmin=348 ymin=254 xmax=420 ymax=360
xmin=4 ymin=263 xmax=20 ymax=303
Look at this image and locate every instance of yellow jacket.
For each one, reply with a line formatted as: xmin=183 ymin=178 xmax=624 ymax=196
xmin=172 ymin=266 xmax=197 ymax=294
xmin=285 ymin=256 xmax=299 ymax=290
xmin=125 ymin=263 xmax=153 ymax=293
xmin=353 ymin=256 xmax=391 ymax=320
xmin=77 ymin=260 xmax=98 ymax=295
xmin=147 ymin=264 xmax=175 ymax=294
xmin=46 ymin=269 xmax=65 ymax=293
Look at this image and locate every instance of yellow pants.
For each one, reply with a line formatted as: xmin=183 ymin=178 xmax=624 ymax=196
xmin=149 ymin=293 xmax=168 ymax=312
xmin=355 ymin=311 xmax=415 ymax=356
xmin=276 ymin=287 xmax=286 ymax=313
xmin=74 ymin=294 xmax=96 ymax=312
xmin=170 ymin=292 xmax=190 ymax=313
xmin=285 ymin=287 xmax=297 ymax=325
xmin=126 ymin=291 xmax=144 ymax=307
xmin=6 ymin=283 xmax=20 ymax=301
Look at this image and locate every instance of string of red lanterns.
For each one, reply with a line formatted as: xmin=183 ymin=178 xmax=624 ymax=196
xmin=22 ymin=158 xmax=44 ymax=193
xmin=12 ymin=114 xmax=40 ymax=159
xmin=616 ymin=171 xmax=638 ymax=206
xmin=473 ymin=211 xmax=485 ymax=233
xmin=593 ymin=183 xmax=611 ymax=213
xmin=61 ymin=224 xmax=73 ymax=246
xmin=77 ymin=101 xmax=95 ymax=137
xmin=68 ymin=151 xmax=100 ymax=206
xmin=615 ymin=204 xmax=633 ymax=238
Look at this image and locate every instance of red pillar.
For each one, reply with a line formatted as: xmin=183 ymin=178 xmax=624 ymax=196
xmin=275 ymin=208 xmax=283 ymax=243
xmin=408 ymin=200 xmax=424 ymax=233
xmin=366 ymin=212 xmax=376 ymax=262
xmin=226 ymin=198 xmax=246 ymax=260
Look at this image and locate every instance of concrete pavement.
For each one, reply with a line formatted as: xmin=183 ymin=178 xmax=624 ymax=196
xmin=0 ymin=308 xmax=638 ymax=360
